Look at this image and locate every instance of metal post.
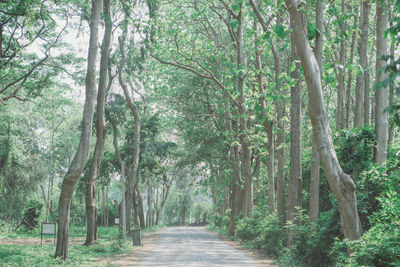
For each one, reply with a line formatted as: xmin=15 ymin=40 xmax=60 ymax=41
xmin=121 ymin=161 xmax=126 ymax=239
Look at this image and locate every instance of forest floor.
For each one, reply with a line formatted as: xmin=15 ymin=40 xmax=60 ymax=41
xmin=104 ymin=226 xmax=278 ymax=267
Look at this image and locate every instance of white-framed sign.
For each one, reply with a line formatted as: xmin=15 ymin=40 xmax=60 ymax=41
xmin=41 ymin=222 xmax=56 ymax=245
xmin=115 ymin=218 xmax=120 ymax=225
xmin=42 ymin=223 xmax=56 ymax=234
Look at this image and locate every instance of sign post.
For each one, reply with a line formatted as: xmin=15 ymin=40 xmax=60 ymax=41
xmin=41 ymin=222 xmax=56 ymax=245
xmin=121 ymin=161 xmax=126 ymax=239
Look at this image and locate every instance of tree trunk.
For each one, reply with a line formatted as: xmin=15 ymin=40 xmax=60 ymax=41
xmin=118 ymin=33 xmax=141 ymax=232
xmin=345 ymin=13 xmax=358 ymax=129
xmin=285 ymin=0 xmax=362 ymax=241
xmin=310 ymin=0 xmax=323 ymax=223
xmin=337 ymin=2 xmax=347 ymax=130
xmin=388 ymin=9 xmax=395 ymax=143
xmin=147 ymin=179 xmax=153 ymax=227
xmin=287 ymin=34 xmax=302 ymax=246
xmin=8 ymin=197 xmax=12 ymax=224
xmin=374 ymin=0 xmax=389 ymax=165
xmin=54 ymin=0 xmax=102 ymax=259
xmin=254 ymin=19 xmax=275 ymax=214
xmin=84 ymin=0 xmax=112 ymax=245
xmin=271 ymin=41 xmax=286 ymax=223
xmin=236 ymin=4 xmax=252 ymax=217
xmin=137 ymin=188 xmax=145 ymax=228
xmin=355 ymin=1 xmax=370 ymax=127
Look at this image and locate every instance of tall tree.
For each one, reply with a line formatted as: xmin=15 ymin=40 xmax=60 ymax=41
xmin=354 ymin=1 xmax=370 ymax=127
xmin=118 ymin=34 xmax=141 ymax=231
xmin=374 ymin=0 xmax=389 ymax=165
xmin=54 ymin=0 xmax=102 ymax=259
xmin=287 ymin=34 xmax=302 ymax=246
xmin=84 ymin=0 xmax=112 ymax=246
xmin=285 ymin=0 xmax=362 ymax=241
xmin=310 ymin=0 xmax=323 ymax=222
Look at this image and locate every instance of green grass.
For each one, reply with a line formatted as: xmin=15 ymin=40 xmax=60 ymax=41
xmin=0 ymin=241 xmax=129 ymax=267
xmin=0 ymin=224 xmax=162 ymax=266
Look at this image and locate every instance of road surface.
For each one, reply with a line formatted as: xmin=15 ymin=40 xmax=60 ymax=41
xmin=137 ymin=226 xmax=273 ymax=267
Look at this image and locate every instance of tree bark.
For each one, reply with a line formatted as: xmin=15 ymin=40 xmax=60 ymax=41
xmin=388 ymin=8 xmax=395 ymax=143
xmin=84 ymin=0 xmax=112 ymax=245
xmin=54 ymin=0 xmax=102 ymax=259
xmin=355 ymin=1 xmax=370 ymax=127
xmin=285 ymin=0 xmax=362 ymax=241
xmin=254 ymin=18 xmax=275 ymax=214
xmin=345 ymin=13 xmax=358 ymax=129
xmin=310 ymin=0 xmax=323 ymax=223
xmin=236 ymin=4 xmax=253 ymax=217
xmin=287 ymin=34 xmax=302 ymax=246
xmin=118 ymin=34 xmax=141 ymax=231
xmin=137 ymin=187 xmax=145 ymax=228
xmin=374 ymin=0 xmax=389 ymax=165
xmin=337 ymin=2 xmax=347 ymax=130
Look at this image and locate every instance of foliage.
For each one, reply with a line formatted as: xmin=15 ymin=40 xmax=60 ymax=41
xmin=18 ymin=200 xmax=43 ymax=231
xmin=236 ymin=211 xmax=286 ymax=258
xmin=334 ymin=126 xmax=376 ymax=179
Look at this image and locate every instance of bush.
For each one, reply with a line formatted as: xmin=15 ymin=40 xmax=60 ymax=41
xmin=236 ymin=211 xmax=286 ymax=258
xmin=332 ymin=166 xmax=400 ymax=267
xmin=280 ymin=208 xmax=341 ymax=267
xmin=16 ymin=200 xmax=43 ymax=231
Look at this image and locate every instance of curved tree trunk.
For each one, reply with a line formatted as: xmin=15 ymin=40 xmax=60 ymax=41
xmin=54 ymin=0 xmax=102 ymax=259
xmin=285 ymin=0 xmax=362 ymax=241
xmin=84 ymin=0 xmax=112 ymax=245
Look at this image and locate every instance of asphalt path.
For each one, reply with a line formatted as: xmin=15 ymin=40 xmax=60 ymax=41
xmin=137 ymin=226 xmax=269 ymax=267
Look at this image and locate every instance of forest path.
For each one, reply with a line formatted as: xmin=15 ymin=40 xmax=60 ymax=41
xmin=133 ymin=226 xmax=276 ymax=267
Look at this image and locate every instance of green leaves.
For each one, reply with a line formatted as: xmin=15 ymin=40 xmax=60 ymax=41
xmin=230 ymin=19 xmax=239 ymax=29
xmin=273 ymin=24 xmax=287 ymax=40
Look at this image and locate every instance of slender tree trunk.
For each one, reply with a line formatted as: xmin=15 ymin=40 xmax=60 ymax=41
xmin=137 ymin=188 xmax=145 ymax=228
xmin=54 ymin=0 xmax=102 ymax=259
xmin=355 ymin=1 xmax=370 ymax=127
xmin=388 ymin=9 xmax=395 ymax=143
xmin=8 ymin=197 xmax=12 ymax=224
xmin=310 ymin=0 xmax=323 ymax=222
xmin=236 ymin=4 xmax=253 ymax=217
xmin=285 ymin=0 xmax=362 ymax=241
xmin=337 ymin=2 xmax=347 ymax=130
xmin=374 ymin=0 xmax=389 ymax=165
xmin=147 ymin=179 xmax=153 ymax=227
xmin=270 ymin=41 xmax=286 ymax=223
xmin=345 ymin=13 xmax=358 ymax=129
xmin=84 ymin=0 xmax=112 ymax=245
xmin=287 ymin=34 xmax=302 ymax=246
xmin=118 ymin=33 xmax=141 ymax=231
xmin=254 ymin=19 xmax=275 ymax=214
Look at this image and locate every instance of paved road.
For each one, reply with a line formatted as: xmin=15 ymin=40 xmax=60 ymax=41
xmin=137 ymin=226 xmax=269 ymax=267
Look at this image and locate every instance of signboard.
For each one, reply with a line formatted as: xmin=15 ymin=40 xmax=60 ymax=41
xmin=42 ymin=223 xmax=56 ymax=234
xmin=41 ymin=222 xmax=56 ymax=245
xmin=115 ymin=218 xmax=120 ymax=225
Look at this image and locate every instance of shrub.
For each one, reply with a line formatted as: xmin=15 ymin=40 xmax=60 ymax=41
xmin=332 ymin=168 xmax=400 ymax=266
xmin=16 ymin=200 xmax=43 ymax=231
xmin=236 ymin=211 xmax=286 ymax=258
xmin=281 ymin=208 xmax=341 ymax=267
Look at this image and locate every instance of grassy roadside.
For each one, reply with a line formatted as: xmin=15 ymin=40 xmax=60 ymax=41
xmin=0 ymin=225 xmax=162 ymax=267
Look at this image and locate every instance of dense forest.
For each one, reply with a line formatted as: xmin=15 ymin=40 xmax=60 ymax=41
xmin=0 ymin=0 xmax=399 ymax=266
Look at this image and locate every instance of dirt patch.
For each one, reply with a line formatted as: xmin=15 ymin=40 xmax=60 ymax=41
xmin=213 ymin=233 xmax=279 ymax=267
xmin=99 ymin=232 xmax=160 ymax=267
